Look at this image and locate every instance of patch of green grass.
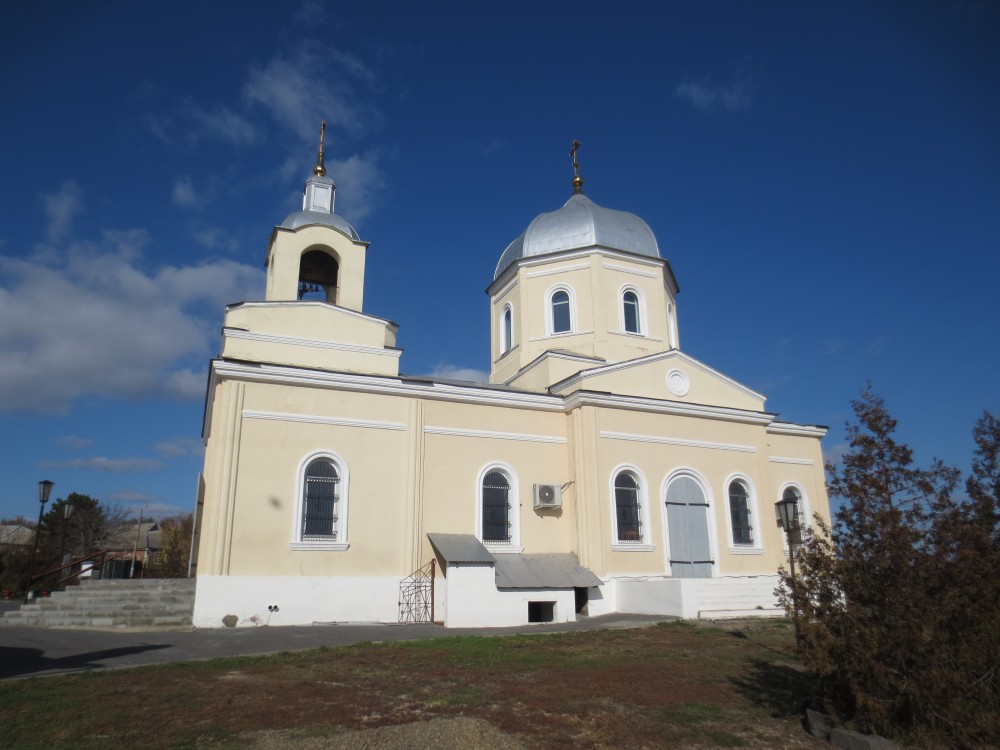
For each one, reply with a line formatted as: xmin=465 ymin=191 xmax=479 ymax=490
xmin=669 ymin=702 xmax=725 ymax=726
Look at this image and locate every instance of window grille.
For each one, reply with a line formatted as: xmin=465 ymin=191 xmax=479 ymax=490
xmin=482 ymin=470 xmax=511 ymax=543
xmin=615 ymin=473 xmax=642 ymax=542
xmin=728 ymin=481 xmax=752 ymax=545
xmin=303 ymin=459 xmax=340 ymax=540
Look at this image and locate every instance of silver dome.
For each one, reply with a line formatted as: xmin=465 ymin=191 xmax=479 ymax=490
xmin=495 ymin=193 xmax=660 ymax=279
xmin=281 ymin=209 xmax=361 ymax=241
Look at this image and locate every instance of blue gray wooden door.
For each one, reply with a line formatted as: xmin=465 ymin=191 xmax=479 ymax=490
xmin=665 ymin=476 xmax=713 ymax=578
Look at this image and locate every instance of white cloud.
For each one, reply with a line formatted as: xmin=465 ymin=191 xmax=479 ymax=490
xmin=106 ymin=490 xmax=155 ymax=502
xmin=243 ymin=46 xmax=376 ymax=142
xmin=188 ymin=105 xmax=260 ymax=146
xmin=42 ymin=181 xmax=82 ymax=242
xmin=823 ymin=443 xmax=849 ymax=468
xmin=37 ymin=457 xmax=164 ymax=472
xmin=57 ymin=435 xmax=93 ymax=450
xmin=0 ymin=189 xmax=264 ymax=413
xmin=425 ymin=362 xmax=490 ymax=383
xmin=155 ymin=436 xmax=205 ymax=458
xmin=676 ymin=62 xmax=754 ymax=112
xmin=172 ymin=176 xmax=199 ymax=207
xmin=329 ymin=153 xmax=384 ymax=221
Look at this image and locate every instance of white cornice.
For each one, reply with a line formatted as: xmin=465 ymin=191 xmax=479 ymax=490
xmin=490 ymin=277 xmax=518 ymax=303
xmin=487 ymin=247 xmax=667 ymax=295
xmin=212 ymin=360 xmax=565 ymax=412
xmin=766 ymin=423 xmax=828 ymax=438
xmin=224 ymin=328 xmax=401 ymax=359
xmin=525 ymin=262 xmax=590 ymax=279
xmin=501 ymin=349 xmax=605 ymax=387
xmin=228 ymin=300 xmax=395 ymax=329
xmin=601 ymin=430 xmax=757 ymax=453
xmin=601 ymin=261 xmax=660 ymax=279
xmin=566 ymin=391 xmax=775 ymax=426
xmin=243 ymin=410 xmax=406 ymax=431
xmin=425 ymin=426 xmax=566 ymax=444
xmin=768 ymin=456 xmax=816 ymax=465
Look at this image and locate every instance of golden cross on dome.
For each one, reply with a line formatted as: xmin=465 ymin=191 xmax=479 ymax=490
xmin=570 ymin=139 xmax=583 ymax=193
xmin=314 ymin=120 xmax=327 ymax=176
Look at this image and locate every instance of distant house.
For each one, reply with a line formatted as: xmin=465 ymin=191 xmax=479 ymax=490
xmin=0 ymin=525 xmax=34 ymax=548
xmin=92 ymin=522 xmax=162 ymax=578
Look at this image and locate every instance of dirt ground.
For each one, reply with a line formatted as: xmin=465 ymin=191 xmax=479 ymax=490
xmin=0 ymin=620 xmax=829 ymax=750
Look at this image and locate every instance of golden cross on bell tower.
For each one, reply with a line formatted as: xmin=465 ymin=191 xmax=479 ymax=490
xmin=570 ymin=139 xmax=583 ymax=194
xmin=313 ymin=120 xmax=327 ymax=176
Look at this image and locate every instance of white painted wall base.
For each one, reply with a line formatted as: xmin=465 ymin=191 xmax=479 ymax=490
xmin=441 ymin=564 xmax=577 ymax=628
xmin=193 ymin=575 xmax=403 ymax=628
xmin=608 ymin=574 xmax=783 ymax=620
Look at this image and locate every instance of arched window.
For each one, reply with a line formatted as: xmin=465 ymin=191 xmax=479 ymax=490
xmin=623 ymin=290 xmax=640 ymax=334
xmin=614 ymin=472 xmax=642 ymax=542
xmin=779 ymin=485 xmax=807 ymax=530
xmin=298 ymin=248 xmax=339 ymax=303
xmin=292 ymin=452 xmax=349 ymax=550
xmin=303 ymin=458 xmax=340 ymax=540
xmin=482 ymin=470 xmax=512 ymax=543
xmin=728 ymin=480 xmax=752 ymax=546
xmin=502 ymin=305 xmax=513 ymax=353
xmin=551 ymin=290 xmax=571 ymax=334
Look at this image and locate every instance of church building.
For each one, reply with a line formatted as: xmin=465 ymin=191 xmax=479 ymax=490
xmin=190 ymin=132 xmax=829 ymax=628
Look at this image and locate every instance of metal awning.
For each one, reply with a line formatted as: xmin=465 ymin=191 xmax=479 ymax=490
xmin=428 ymin=533 xmax=495 ymax=564
xmin=494 ymin=553 xmax=602 ymax=589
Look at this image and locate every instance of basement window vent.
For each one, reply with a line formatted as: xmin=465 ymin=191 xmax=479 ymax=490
xmin=528 ymin=601 xmax=555 ymax=623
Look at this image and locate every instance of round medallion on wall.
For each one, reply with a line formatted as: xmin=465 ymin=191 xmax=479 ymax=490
xmin=666 ymin=369 xmax=690 ymax=397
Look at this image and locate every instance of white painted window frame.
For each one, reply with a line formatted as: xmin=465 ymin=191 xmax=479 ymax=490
xmin=618 ymin=283 xmax=646 ymax=336
xmin=290 ymin=449 xmax=350 ymax=551
xmin=476 ymin=461 xmax=523 ymax=553
xmin=609 ymin=464 xmax=654 ymax=551
xmin=723 ymin=473 xmax=763 ymax=554
xmin=501 ymin=302 xmax=514 ymax=354
xmin=545 ymin=283 xmax=577 ymax=337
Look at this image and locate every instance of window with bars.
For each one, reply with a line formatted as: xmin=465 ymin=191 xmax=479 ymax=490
xmin=728 ymin=481 xmax=752 ymax=545
xmin=615 ymin=472 xmax=643 ymax=542
xmin=302 ymin=459 xmax=340 ymax=540
xmin=482 ymin=470 xmax=511 ymax=543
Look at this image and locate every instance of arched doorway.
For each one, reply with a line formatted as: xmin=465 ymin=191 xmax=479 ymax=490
xmin=664 ymin=474 xmax=714 ymax=578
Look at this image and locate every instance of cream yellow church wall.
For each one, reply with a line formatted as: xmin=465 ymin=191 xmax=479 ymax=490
xmin=220 ymin=303 xmax=399 ymax=376
xmin=265 ymin=225 xmax=367 ymax=311
xmin=220 ymin=408 xmax=412 ymax=578
xmin=416 ymin=399 xmax=573 ymax=562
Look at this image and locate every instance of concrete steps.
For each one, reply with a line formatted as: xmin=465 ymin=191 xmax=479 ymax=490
xmin=1 ymin=578 xmax=195 ymax=629
xmin=696 ymin=575 xmax=784 ymax=619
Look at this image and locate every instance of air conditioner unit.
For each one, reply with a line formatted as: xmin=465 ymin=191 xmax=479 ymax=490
xmin=533 ymin=483 xmax=562 ymax=509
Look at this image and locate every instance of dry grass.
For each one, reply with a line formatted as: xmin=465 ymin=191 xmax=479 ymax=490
xmin=0 ymin=620 xmax=828 ymax=749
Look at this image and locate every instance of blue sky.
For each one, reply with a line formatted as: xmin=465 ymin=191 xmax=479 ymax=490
xmin=2 ymin=1 xmax=998 ymax=522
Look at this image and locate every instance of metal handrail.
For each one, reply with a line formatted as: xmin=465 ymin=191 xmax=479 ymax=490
xmin=28 ymin=549 xmax=121 ymax=590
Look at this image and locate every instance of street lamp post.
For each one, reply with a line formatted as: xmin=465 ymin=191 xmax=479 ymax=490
xmin=60 ymin=500 xmax=76 ymax=566
xmin=24 ymin=480 xmax=55 ymax=602
xmin=775 ymin=495 xmax=803 ymax=651
xmin=130 ymin=505 xmax=149 ymax=579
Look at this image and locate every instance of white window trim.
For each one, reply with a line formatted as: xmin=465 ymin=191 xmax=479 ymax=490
xmin=476 ymin=461 xmax=523 ymax=553
xmin=776 ymin=482 xmax=810 ymax=552
xmin=609 ymin=464 xmax=654 ymax=551
xmin=660 ymin=467 xmax=719 ymax=577
xmin=500 ymin=302 xmax=514 ymax=354
xmin=545 ymin=283 xmax=577 ymax=337
xmin=618 ymin=284 xmax=646 ymax=336
xmin=290 ymin=450 xmax=350 ymax=551
xmin=723 ymin=473 xmax=764 ymax=554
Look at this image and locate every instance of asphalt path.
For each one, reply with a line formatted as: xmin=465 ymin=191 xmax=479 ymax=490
xmin=0 ymin=612 xmax=670 ymax=680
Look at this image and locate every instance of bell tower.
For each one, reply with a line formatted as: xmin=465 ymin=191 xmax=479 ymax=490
xmin=264 ymin=121 xmax=369 ymax=312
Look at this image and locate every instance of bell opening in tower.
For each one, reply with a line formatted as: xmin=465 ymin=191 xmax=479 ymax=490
xmin=297 ymin=248 xmax=340 ymax=304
